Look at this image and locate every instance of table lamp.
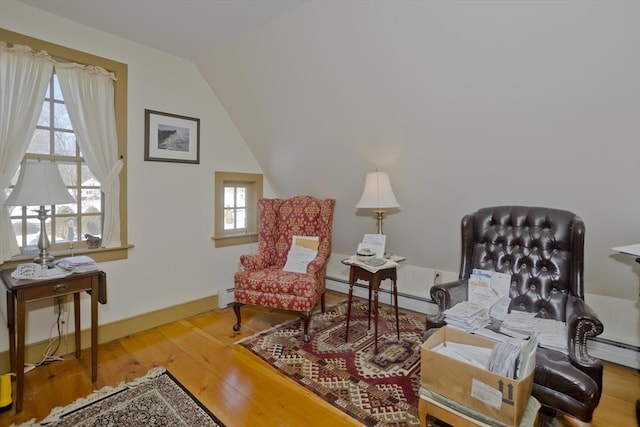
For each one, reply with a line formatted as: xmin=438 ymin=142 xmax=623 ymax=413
xmin=356 ymin=171 xmax=400 ymax=235
xmin=4 ymin=160 xmax=75 ymax=267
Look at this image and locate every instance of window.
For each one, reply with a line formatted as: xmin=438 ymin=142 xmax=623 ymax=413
xmin=213 ymin=172 xmax=263 ymax=247
xmin=8 ymin=73 xmax=103 ymax=251
xmin=1 ymin=28 xmax=129 ymax=267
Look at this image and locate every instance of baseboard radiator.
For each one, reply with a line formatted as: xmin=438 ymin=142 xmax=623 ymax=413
xmin=217 ymin=287 xmax=235 ymax=308
xmin=326 ymin=276 xmax=640 ymax=369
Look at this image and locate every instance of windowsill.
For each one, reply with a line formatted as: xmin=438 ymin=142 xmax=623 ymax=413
xmin=212 ymin=232 xmax=258 ymax=248
xmin=1 ymin=244 xmax=134 ymax=270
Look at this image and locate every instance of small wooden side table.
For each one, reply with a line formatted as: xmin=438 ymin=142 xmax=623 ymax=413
xmin=342 ymin=260 xmax=399 ymax=353
xmin=1 ymin=269 xmax=106 ymax=413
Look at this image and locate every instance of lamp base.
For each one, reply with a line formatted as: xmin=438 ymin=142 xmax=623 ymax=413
xmin=34 ymin=206 xmax=55 ymax=268
xmin=374 ymin=209 xmax=386 ymax=235
xmin=34 ymin=253 xmax=55 ymax=267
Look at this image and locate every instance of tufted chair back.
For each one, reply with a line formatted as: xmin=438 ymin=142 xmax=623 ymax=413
xmin=460 ymin=206 xmax=583 ymax=322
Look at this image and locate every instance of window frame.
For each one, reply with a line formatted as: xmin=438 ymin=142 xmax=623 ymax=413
xmin=1 ymin=28 xmax=129 ymax=268
xmin=213 ymin=172 xmax=262 ymax=248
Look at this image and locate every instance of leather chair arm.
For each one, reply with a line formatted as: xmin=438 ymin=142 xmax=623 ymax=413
xmin=240 ymin=254 xmax=268 ymax=272
xmin=566 ymin=295 xmax=604 ymax=369
xmin=426 ymin=279 xmax=468 ymax=329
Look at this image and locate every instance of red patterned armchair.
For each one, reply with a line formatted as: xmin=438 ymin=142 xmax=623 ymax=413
xmin=233 ymin=195 xmax=335 ymax=342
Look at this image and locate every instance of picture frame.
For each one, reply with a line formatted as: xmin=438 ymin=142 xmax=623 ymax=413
xmin=144 ymin=109 xmax=200 ymax=164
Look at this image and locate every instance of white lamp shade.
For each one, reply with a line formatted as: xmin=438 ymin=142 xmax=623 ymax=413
xmin=4 ymin=161 xmax=75 ymax=207
xmin=356 ymin=171 xmax=400 ymax=209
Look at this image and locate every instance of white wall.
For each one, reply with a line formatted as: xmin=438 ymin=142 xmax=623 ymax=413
xmin=197 ymin=1 xmax=640 ymax=348
xmin=0 ymin=0 xmax=272 ymax=352
xmin=1 ymin=0 xmax=639 ymax=359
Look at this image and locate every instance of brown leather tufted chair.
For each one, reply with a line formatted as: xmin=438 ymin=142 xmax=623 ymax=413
xmin=426 ymin=206 xmax=604 ymax=424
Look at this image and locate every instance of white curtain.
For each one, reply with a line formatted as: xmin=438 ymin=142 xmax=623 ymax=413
xmin=0 ymin=43 xmax=54 ymax=262
xmin=56 ymin=63 xmax=123 ymax=248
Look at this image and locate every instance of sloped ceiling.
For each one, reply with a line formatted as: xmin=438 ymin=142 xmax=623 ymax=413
xmin=16 ymin=0 xmax=308 ymax=61
xmin=13 ymin=0 xmax=640 ymax=299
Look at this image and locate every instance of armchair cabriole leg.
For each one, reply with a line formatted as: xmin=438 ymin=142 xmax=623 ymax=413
xmin=302 ymin=311 xmax=311 ymax=342
xmin=233 ymin=302 xmax=243 ymax=332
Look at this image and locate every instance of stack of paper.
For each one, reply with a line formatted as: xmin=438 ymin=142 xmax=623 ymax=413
xmin=434 ymin=341 xmax=493 ymax=369
xmin=500 ymin=310 xmax=538 ymax=339
xmin=487 ymin=340 xmax=522 ymax=378
xmin=343 ymin=256 xmax=397 ymax=273
xmin=444 ymin=301 xmax=490 ymax=332
xmin=468 ymin=269 xmax=511 ymax=309
xmin=536 ymin=318 xmax=568 ymax=355
xmin=56 ymin=255 xmax=100 ymax=273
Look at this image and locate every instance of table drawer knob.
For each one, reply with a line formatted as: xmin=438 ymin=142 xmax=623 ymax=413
xmin=53 ymin=284 xmax=68 ymax=292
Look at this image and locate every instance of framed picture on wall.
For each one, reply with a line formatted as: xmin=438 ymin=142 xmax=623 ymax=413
xmin=144 ymin=109 xmax=200 ymax=164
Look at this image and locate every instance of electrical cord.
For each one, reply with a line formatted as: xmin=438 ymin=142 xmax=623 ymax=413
xmin=25 ymin=298 xmax=69 ymax=372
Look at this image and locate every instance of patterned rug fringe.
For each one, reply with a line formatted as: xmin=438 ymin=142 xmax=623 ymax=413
xmin=233 ymin=319 xmax=297 ymax=345
xmin=17 ymin=367 xmax=166 ymax=426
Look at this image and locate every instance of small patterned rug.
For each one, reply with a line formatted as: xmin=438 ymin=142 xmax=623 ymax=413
xmin=23 ymin=367 xmax=224 ymax=427
xmin=237 ymin=299 xmax=425 ymax=426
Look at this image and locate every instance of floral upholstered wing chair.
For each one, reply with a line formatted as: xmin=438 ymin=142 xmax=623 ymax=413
xmin=233 ymin=195 xmax=336 ymax=342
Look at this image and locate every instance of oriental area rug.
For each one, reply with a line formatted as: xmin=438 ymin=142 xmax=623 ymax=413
xmin=24 ymin=367 xmax=225 ymax=427
xmin=238 ymin=299 xmax=425 ymax=427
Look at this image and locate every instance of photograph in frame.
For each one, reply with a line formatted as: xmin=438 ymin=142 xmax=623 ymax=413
xmin=144 ymin=109 xmax=200 ymax=164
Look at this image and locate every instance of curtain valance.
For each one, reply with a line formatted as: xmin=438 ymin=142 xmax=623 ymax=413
xmin=0 ymin=41 xmax=117 ymax=81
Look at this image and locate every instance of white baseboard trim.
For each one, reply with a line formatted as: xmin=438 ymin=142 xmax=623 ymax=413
xmin=326 ymin=277 xmax=438 ymax=316
xmin=589 ymin=339 xmax=640 ymax=369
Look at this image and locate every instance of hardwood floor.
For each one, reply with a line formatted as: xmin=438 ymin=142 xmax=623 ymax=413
xmin=1 ymin=291 xmax=638 ymax=426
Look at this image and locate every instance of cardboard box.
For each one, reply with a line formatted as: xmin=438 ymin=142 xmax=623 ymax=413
xmin=420 ymin=327 xmax=535 ymax=426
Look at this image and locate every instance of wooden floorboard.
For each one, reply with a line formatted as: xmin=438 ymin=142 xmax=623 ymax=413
xmin=0 ymin=291 xmax=637 ymax=426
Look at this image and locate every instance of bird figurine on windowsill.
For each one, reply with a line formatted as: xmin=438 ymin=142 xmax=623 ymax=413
xmin=84 ymin=234 xmax=101 ymax=249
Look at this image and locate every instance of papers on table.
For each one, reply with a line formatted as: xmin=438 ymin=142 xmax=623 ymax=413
xmin=612 ymin=244 xmax=640 ymax=257
xmin=357 ymin=233 xmax=386 ymax=258
xmin=56 ymin=255 xmax=101 ymax=273
xmin=283 ymin=236 xmax=319 ymax=274
xmin=343 ymin=256 xmax=397 ymax=273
